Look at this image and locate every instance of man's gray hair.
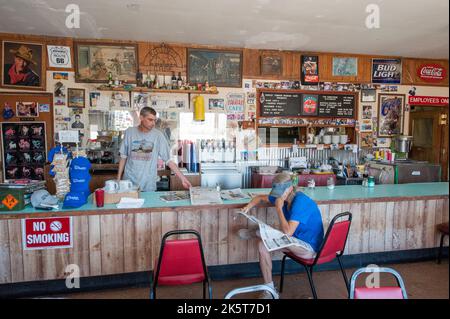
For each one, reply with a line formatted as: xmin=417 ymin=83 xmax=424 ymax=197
xmin=140 ymin=106 xmax=157 ymax=117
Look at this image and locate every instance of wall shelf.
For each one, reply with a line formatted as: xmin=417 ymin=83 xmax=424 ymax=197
xmin=96 ymin=86 xmax=219 ymax=95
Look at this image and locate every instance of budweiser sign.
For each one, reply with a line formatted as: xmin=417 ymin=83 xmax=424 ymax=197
xmin=417 ymin=64 xmax=447 ymax=82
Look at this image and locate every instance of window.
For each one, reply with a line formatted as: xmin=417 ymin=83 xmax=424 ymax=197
xmin=178 ymin=112 xmax=227 ymax=141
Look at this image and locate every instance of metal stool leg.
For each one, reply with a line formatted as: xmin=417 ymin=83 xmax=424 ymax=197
xmin=279 ymin=255 xmax=288 ymax=293
xmin=304 ymin=266 xmax=318 ymax=299
xmin=337 ymin=255 xmax=349 ymax=294
xmin=437 ymin=233 xmax=445 ymax=264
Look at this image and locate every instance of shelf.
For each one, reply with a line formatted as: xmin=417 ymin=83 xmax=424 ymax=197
xmin=96 ymin=86 xmax=219 ymax=95
xmin=257 ymin=124 xmax=356 ymax=128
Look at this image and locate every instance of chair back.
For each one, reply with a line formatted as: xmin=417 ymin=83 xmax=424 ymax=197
xmin=154 ymin=230 xmax=208 ymax=285
xmin=314 ymin=212 xmax=352 ymax=265
xmin=349 ymin=267 xmax=408 ymax=299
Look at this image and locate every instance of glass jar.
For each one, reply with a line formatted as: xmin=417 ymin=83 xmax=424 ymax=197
xmin=327 ymin=176 xmax=335 ymax=190
xmin=307 ymin=178 xmax=316 ymax=189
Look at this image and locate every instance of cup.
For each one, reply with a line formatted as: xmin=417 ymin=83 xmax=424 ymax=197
xmin=313 ymin=135 xmax=321 ymax=144
xmin=340 ymin=135 xmax=348 ymax=144
xmin=327 ymin=176 xmax=335 ymax=190
xmin=104 ymin=180 xmax=119 ymax=193
xmin=95 ymin=189 xmax=105 ymax=207
xmin=119 ymin=180 xmax=133 ymax=192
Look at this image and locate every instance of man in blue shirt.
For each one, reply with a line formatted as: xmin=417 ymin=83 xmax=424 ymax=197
xmin=239 ymin=173 xmax=324 ymax=298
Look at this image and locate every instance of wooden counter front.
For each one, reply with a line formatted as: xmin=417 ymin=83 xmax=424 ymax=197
xmin=0 ymin=183 xmax=448 ymax=285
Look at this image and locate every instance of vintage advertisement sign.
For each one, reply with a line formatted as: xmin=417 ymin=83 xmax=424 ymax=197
xmin=226 ymin=93 xmax=245 ymax=113
xmin=47 ymin=45 xmax=72 ymax=68
xmin=301 ymin=55 xmax=319 ymax=85
xmin=301 ymin=94 xmax=318 ymax=116
xmin=22 ymin=217 xmax=73 ymax=250
xmin=417 ymin=64 xmax=447 ymax=82
xmin=372 ymin=59 xmax=402 ymax=84
xmin=408 ymin=96 xmax=449 ymax=106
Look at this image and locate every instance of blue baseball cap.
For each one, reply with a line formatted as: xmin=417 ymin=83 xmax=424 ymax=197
xmin=70 ymin=157 xmax=91 ymax=176
xmin=70 ymin=175 xmax=91 ymax=193
xmin=63 ymin=191 xmax=87 ymax=208
xmin=269 ymin=181 xmax=293 ymax=198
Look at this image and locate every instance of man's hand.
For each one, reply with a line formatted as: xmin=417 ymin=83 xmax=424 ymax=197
xmin=181 ymin=177 xmax=192 ymax=190
xmin=275 ymin=197 xmax=285 ymax=210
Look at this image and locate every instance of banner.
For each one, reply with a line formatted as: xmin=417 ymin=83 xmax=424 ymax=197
xmin=22 ymin=217 xmax=73 ymax=250
xmin=372 ymin=58 xmax=402 ymax=84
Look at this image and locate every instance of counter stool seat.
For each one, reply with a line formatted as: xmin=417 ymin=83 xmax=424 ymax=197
xmin=437 ymin=222 xmax=449 ymax=264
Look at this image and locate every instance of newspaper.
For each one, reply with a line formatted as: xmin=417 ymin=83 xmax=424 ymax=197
xmin=220 ymin=188 xmax=250 ymax=201
xmin=237 ymin=211 xmax=314 ymax=253
xmin=160 ymin=191 xmax=190 ymax=202
xmin=189 ymin=187 xmax=223 ymax=205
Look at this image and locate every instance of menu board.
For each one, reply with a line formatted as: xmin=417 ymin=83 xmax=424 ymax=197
xmin=259 ymin=92 xmax=302 ymax=117
xmin=259 ymin=90 xmax=356 ymax=119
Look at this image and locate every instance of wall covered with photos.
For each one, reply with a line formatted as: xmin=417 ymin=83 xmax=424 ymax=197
xmin=0 ymin=32 xmax=448 ymax=156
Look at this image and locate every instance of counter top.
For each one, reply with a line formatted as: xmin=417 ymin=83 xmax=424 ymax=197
xmin=1 ymin=182 xmax=448 ymax=219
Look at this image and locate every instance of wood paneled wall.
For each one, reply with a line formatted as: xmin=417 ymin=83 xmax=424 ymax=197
xmin=0 ymin=197 xmax=448 ymax=284
xmin=0 ymin=32 xmax=448 ymax=87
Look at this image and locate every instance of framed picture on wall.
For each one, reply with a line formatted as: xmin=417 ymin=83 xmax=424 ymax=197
xmin=187 ymin=48 xmax=242 ymax=87
xmin=260 ymin=53 xmax=282 ymax=76
xmin=1 ymin=41 xmax=45 ymax=90
xmin=67 ymin=88 xmax=85 ymax=108
xmin=74 ymin=41 xmax=138 ymax=83
xmin=377 ymin=94 xmax=405 ymax=137
xmin=361 ymin=89 xmax=376 ymax=102
xmin=332 ymin=57 xmax=358 ymax=76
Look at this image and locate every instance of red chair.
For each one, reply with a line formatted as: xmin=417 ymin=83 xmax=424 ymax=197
xmin=150 ymin=230 xmax=212 ymax=299
xmin=279 ymin=212 xmax=352 ymax=299
xmin=436 ymin=222 xmax=449 ymax=264
xmin=349 ymin=267 xmax=408 ymax=299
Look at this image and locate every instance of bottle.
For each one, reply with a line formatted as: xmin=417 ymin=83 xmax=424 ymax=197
xmin=146 ymin=71 xmax=151 ymax=88
xmin=177 ymin=72 xmax=183 ymax=88
xmin=107 ymin=72 xmax=113 ymax=86
xmin=153 ymin=74 xmax=159 ymax=89
xmin=171 ymin=72 xmax=177 ymax=89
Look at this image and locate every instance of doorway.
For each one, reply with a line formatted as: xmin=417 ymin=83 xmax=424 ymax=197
xmin=409 ymin=106 xmax=449 ymax=181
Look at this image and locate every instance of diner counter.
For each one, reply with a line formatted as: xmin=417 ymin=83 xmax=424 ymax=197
xmin=0 ymin=182 xmax=448 ymax=219
xmin=0 ymin=182 xmax=448 ymax=285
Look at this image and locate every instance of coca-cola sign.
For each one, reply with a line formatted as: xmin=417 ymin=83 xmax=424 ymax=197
xmin=417 ymin=64 xmax=447 ymax=82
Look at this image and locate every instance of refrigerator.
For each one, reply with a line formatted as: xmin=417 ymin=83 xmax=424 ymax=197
xmin=367 ymin=160 xmax=441 ymax=184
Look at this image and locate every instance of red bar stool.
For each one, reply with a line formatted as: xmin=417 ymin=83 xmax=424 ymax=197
xmin=437 ymin=222 xmax=449 ymax=264
xmin=279 ymin=212 xmax=352 ymax=299
xmin=150 ymin=229 xmax=212 ymax=299
xmin=349 ymin=267 xmax=408 ymax=299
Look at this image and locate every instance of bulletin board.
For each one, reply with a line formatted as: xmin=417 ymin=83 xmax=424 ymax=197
xmin=0 ymin=92 xmax=54 ymax=182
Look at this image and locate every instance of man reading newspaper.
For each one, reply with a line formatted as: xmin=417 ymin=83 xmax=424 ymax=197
xmin=238 ymin=173 xmax=324 ymax=298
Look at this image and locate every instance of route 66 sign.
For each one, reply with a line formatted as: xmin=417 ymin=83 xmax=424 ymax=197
xmin=47 ymin=45 xmax=72 ymax=68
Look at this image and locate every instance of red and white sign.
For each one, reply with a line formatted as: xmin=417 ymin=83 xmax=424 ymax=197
xmin=408 ymin=96 xmax=449 ymax=106
xmin=417 ymin=64 xmax=447 ymax=82
xmin=22 ymin=217 xmax=73 ymax=250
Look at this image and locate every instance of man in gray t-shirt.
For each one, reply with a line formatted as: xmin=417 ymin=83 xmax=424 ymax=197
xmin=118 ymin=107 xmax=191 ymax=192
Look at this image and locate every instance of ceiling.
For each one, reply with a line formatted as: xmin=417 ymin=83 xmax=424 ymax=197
xmin=0 ymin=0 xmax=448 ymax=59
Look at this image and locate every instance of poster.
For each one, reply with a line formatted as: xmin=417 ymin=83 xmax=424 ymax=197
xmin=332 ymin=57 xmax=358 ymax=76
xmin=301 ymin=55 xmax=319 ymax=85
xmin=47 ymin=45 xmax=72 ymax=68
xmin=1 ymin=122 xmax=47 ymax=180
xmin=378 ymin=94 xmax=405 ymax=137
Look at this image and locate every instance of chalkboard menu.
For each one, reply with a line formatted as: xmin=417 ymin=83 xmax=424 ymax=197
xmin=259 ymin=92 xmax=302 ymax=117
xmin=258 ymin=90 xmax=356 ymax=119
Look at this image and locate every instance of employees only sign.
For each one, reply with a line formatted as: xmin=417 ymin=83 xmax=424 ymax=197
xmin=22 ymin=217 xmax=73 ymax=250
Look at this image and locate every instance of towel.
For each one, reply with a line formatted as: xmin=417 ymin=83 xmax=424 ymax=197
xmin=116 ymin=197 xmax=145 ymax=209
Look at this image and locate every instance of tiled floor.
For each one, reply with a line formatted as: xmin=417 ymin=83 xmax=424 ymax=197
xmin=43 ymin=260 xmax=449 ymax=299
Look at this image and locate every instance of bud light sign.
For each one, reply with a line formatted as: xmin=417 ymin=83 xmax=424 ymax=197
xmin=372 ymin=59 xmax=402 ymax=84
xmin=22 ymin=217 xmax=73 ymax=250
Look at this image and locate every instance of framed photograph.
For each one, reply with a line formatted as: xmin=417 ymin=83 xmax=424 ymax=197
xmin=2 ymin=41 xmax=45 ymax=90
xmin=362 ymin=105 xmax=373 ymax=119
xmin=74 ymin=41 xmax=138 ymax=83
xmin=208 ymin=98 xmax=225 ymax=111
xmin=377 ymin=94 xmax=405 ymax=137
xmin=67 ymin=88 xmax=85 ymax=108
xmin=187 ymin=48 xmax=242 ymax=87
xmin=361 ymin=89 xmax=376 ymax=102
xmin=260 ymin=54 xmax=282 ymax=76
xmin=16 ymin=102 xmax=38 ymax=117
xmin=332 ymin=57 xmax=358 ymax=76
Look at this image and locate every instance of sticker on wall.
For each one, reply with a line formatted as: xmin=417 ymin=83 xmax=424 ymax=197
xmin=38 ymin=103 xmax=50 ymax=113
xmin=47 ymin=45 xmax=72 ymax=68
xmin=53 ymin=72 xmax=69 ymax=80
xmin=54 ymin=82 xmax=66 ymax=106
xmin=2 ymin=102 xmax=15 ymax=119
xmin=133 ymin=92 xmax=149 ymax=110
xmin=243 ymin=79 xmax=253 ymax=91
xmin=208 ymin=98 xmax=225 ymax=111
